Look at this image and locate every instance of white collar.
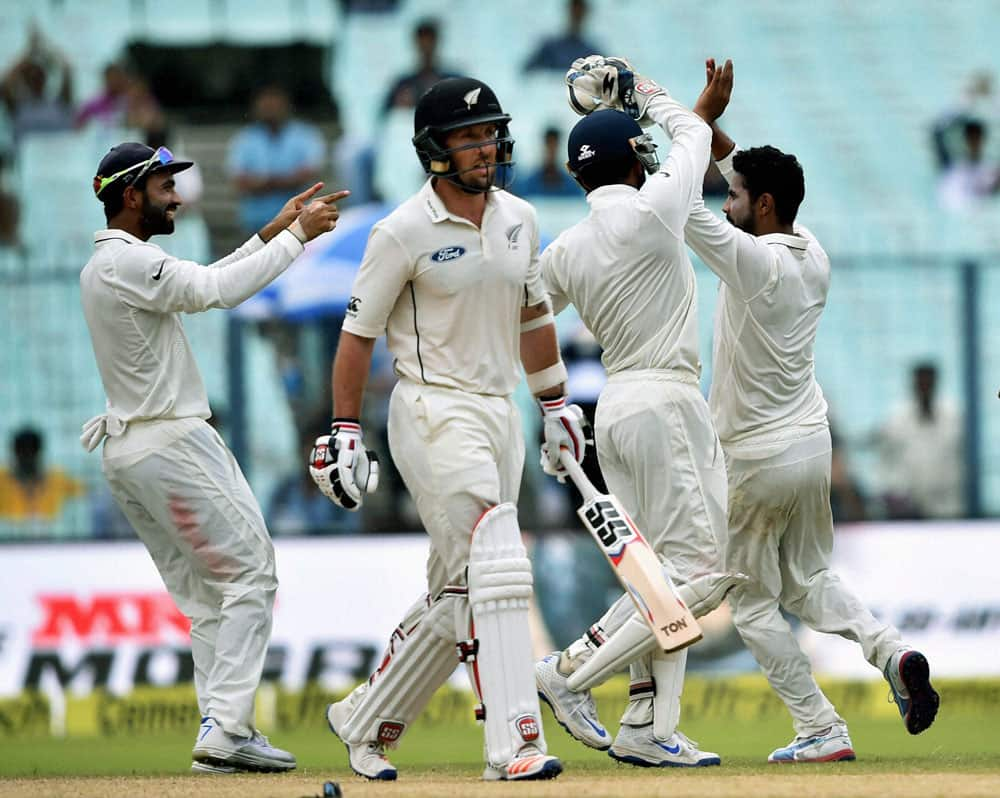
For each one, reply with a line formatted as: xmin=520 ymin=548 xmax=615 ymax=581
xmin=94 ymin=228 xmax=147 ymax=245
xmin=759 ymin=232 xmax=808 ymax=250
xmin=585 ymin=183 xmax=638 ymax=210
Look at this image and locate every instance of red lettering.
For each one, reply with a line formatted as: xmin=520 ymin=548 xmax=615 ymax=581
xmin=32 ymin=593 xmax=190 ymax=644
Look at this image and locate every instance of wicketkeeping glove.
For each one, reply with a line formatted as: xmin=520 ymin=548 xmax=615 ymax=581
xmin=309 ymin=419 xmax=380 ymax=511
xmin=539 ymin=396 xmax=590 ymax=482
xmin=565 ymin=55 xmax=666 ymax=127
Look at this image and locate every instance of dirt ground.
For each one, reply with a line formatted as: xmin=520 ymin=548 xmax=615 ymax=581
xmin=2 ymin=772 xmax=1000 ymax=798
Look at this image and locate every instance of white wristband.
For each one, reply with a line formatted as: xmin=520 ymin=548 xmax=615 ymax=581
xmin=526 ymin=361 xmax=568 ymax=395
xmin=520 ymin=311 xmax=555 ymax=333
xmin=288 ymin=219 xmax=308 ymax=244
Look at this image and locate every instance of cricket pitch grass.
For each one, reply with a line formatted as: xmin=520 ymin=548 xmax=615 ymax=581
xmin=2 ymin=680 xmax=999 ymax=798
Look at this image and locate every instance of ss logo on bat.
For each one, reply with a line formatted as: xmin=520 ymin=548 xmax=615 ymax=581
xmin=585 ymin=499 xmax=631 ymax=549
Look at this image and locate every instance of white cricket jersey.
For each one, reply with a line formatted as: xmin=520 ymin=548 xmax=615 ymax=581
xmin=342 ymin=179 xmax=547 ymax=396
xmin=684 ymin=146 xmax=830 ymax=449
xmin=80 ymin=228 xmax=303 ymax=431
xmin=541 ymin=95 xmax=711 ymax=379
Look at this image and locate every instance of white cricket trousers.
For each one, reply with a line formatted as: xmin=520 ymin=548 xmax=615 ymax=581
xmin=102 ymin=417 xmax=277 ymax=739
xmin=725 ymin=427 xmax=903 ymax=737
xmin=388 ymin=378 xmax=525 ymax=593
xmin=595 ymin=372 xmax=727 ymax=581
xmin=593 ymin=372 xmax=728 ymax=732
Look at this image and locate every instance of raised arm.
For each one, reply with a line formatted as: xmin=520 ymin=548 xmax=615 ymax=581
xmin=684 ymin=59 xmax=778 ymax=299
xmin=564 ymin=55 xmax=712 ymax=234
xmin=110 ymin=191 xmax=347 ymax=314
xmin=638 ymin=89 xmax=713 ymax=235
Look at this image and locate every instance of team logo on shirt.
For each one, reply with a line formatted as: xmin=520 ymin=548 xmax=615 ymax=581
xmin=152 ymin=260 xmax=166 ymax=280
xmin=505 ymin=223 xmax=523 ymax=249
xmin=431 ymin=246 xmax=466 ymax=263
xmin=346 ymin=296 xmax=362 ymax=314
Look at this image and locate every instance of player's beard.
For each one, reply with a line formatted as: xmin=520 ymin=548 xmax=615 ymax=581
xmin=139 ymin=195 xmax=177 ymax=236
xmin=726 ymin=211 xmax=755 ymax=235
xmin=454 ymin=161 xmax=495 ymax=193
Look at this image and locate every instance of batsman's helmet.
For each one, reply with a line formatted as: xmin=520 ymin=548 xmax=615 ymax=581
xmin=412 ymin=77 xmax=515 ymax=191
xmin=566 ymin=109 xmax=659 ymax=190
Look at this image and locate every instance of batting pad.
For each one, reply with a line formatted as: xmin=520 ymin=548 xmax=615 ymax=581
xmin=567 ymin=571 xmax=740 ymax=692
xmin=464 ymin=503 xmax=546 ymax=768
xmin=338 ymin=589 xmax=462 ymax=747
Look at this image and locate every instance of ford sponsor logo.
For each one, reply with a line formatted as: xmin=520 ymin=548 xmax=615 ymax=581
xmin=431 ymin=246 xmax=466 ymax=263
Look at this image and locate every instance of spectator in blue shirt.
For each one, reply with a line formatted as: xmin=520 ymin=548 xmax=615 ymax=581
xmin=227 ymin=85 xmax=325 ymax=234
xmin=516 ymin=127 xmax=579 ymax=198
xmin=523 ymin=0 xmax=603 ymax=73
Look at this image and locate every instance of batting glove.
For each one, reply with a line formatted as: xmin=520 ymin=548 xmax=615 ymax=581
xmin=309 ymin=419 xmax=380 ymax=511
xmin=539 ymin=396 xmax=590 ymax=481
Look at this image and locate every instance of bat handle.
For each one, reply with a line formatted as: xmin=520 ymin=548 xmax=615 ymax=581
xmin=558 ymin=447 xmax=601 ymax=503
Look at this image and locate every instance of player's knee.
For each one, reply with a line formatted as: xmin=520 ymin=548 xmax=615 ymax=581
xmin=732 ymin=592 xmax=780 ymax=628
xmin=468 ymin=503 xmax=533 ymax=601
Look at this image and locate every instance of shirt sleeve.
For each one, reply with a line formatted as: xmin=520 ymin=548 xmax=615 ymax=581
xmin=523 ymin=206 xmax=548 ymax=308
xmin=540 ymin=244 xmax=571 ymax=315
xmin=107 ymin=230 xmax=303 ymax=314
xmin=341 ymin=224 xmax=413 ymax=338
xmin=684 ymin=198 xmax=778 ymax=301
xmin=637 ymin=94 xmax=712 ymax=237
xmin=208 ymin=234 xmax=266 ymax=269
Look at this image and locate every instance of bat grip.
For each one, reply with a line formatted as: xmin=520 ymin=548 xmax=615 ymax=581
xmin=558 ymin=447 xmax=601 ymax=502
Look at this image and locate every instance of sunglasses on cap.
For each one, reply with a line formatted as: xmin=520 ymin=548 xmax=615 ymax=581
xmin=94 ymin=146 xmax=176 ymax=198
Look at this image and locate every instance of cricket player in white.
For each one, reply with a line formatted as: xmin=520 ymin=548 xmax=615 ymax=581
xmin=683 ymin=61 xmax=940 ymax=761
xmin=80 ymin=142 xmax=348 ymax=773
xmin=532 ymin=58 xmax=740 ymax=768
xmin=309 ymin=77 xmax=583 ymax=782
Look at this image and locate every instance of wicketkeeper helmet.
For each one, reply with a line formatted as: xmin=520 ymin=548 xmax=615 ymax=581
xmin=566 ymin=109 xmax=659 ymax=189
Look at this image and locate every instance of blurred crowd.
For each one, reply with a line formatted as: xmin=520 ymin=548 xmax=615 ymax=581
xmin=0 ymin=355 xmax=970 ymax=539
xmin=0 ymin=3 xmax=986 ymax=542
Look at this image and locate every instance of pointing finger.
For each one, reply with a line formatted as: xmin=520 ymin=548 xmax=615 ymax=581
xmin=317 ymin=189 xmax=351 ymax=205
xmin=295 ymin=182 xmax=324 ymax=202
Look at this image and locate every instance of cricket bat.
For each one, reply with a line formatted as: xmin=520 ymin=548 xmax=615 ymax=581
xmin=558 ymin=449 xmax=702 ymax=653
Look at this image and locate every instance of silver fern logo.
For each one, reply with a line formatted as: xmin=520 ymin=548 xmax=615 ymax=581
xmin=463 ymin=88 xmax=482 ymax=109
xmin=505 ymin=223 xmax=523 ymax=249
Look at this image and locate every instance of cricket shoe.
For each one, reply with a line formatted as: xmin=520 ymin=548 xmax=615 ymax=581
xmin=609 ymin=726 xmax=721 ymax=767
xmin=768 ymin=724 xmax=856 ymax=763
xmin=536 ymin=652 xmax=611 ymax=750
xmin=885 ymin=648 xmax=940 ymax=734
xmin=326 ymin=701 xmax=398 ymax=781
xmin=192 ymin=716 xmax=296 ymax=772
xmin=482 ymin=745 xmax=563 ymax=781
xmin=190 ymin=761 xmax=239 ymax=774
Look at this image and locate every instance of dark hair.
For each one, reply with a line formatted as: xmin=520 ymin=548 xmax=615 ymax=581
xmin=101 ymin=188 xmax=127 ymax=222
xmin=732 ymin=145 xmax=805 ymax=225
xmin=963 ymin=119 xmax=986 ymax=138
xmin=577 ymin=156 xmax=636 ymax=191
xmin=415 ymin=18 xmax=439 ymax=37
xmin=12 ymin=427 xmax=42 ymax=454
